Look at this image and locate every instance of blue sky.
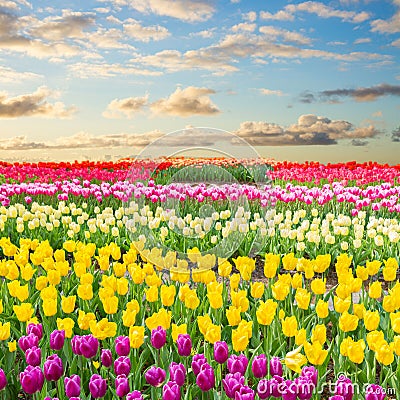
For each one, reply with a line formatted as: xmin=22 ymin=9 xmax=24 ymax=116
xmin=0 ymin=0 xmax=399 ymax=163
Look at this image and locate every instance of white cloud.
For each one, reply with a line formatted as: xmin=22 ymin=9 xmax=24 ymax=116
xmin=0 ymin=86 xmax=77 ymax=119
xmin=371 ymin=2 xmax=400 ymax=34
xmin=123 ymin=19 xmax=170 ymax=42
xmin=259 ymin=88 xmax=285 ymax=96
xmin=231 ymin=23 xmax=257 ymax=33
xmin=259 ymin=26 xmax=312 ymax=45
xmin=354 ymin=37 xmax=372 ymax=44
xmin=259 ymin=10 xmax=294 ymax=21
xmin=0 ymin=66 xmax=42 ymax=83
xmin=243 ymin=11 xmax=257 ymax=22
xmin=150 ymin=86 xmax=220 ymax=117
xmin=234 ymin=114 xmax=380 ymax=146
xmin=103 ymin=95 xmax=149 ymax=118
xmin=101 ymin=0 xmax=215 ymax=22
xmin=392 ymin=38 xmax=400 ymax=47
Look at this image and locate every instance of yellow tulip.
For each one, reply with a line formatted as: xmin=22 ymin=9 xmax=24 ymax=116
xmin=8 ymin=340 xmax=16 ymax=352
xmin=35 ymin=276 xmax=48 ymax=291
xmin=172 ymin=323 xmax=187 ymax=342
xmin=369 ymin=281 xmax=382 ymax=299
xmin=272 ymin=281 xmax=290 ymax=301
xmin=282 ymin=316 xmax=298 ymax=337
xmin=264 ymin=253 xmax=280 ymax=279
xmin=78 ymin=310 xmax=96 ymax=330
xmin=0 ymin=322 xmax=10 ymax=340
xmin=197 ymin=314 xmax=212 ymax=335
xmin=145 ymin=308 xmax=171 ymax=331
xmin=229 ymin=273 xmax=240 ymax=290
xmin=282 ymin=253 xmax=297 ymax=271
xmin=207 ymin=291 xmax=223 ymax=309
xmin=291 ymin=273 xmax=303 ymax=290
xmin=232 ymin=325 xmax=249 ymax=352
xmin=311 ymin=324 xmax=326 ymax=345
xmin=61 ymin=295 xmax=76 ymax=314
xmin=57 ymin=317 xmax=75 ymax=338
xmin=353 ymin=303 xmax=366 ymax=319
xmin=366 ymin=260 xmax=381 ymax=276
xmin=338 ymin=312 xmax=359 ymax=333
xmin=89 ymin=318 xmax=117 ymax=340
xmin=161 ymin=285 xmax=176 ymax=307
xmin=304 ymin=341 xmax=327 ymax=365
xmin=364 ymin=310 xmax=380 ymax=331
xmin=231 ymin=290 xmax=249 ymax=312
xmin=116 ymin=278 xmax=129 ymax=296
xmin=250 ymin=282 xmax=264 ymax=298
xmin=390 ymin=312 xmax=400 ymax=333
xmin=316 ymin=300 xmax=329 ymax=319
xmin=256 ymin=300 xmax=277 ymax=326
xmin=43 ymin=298 xmax=57 ymax=317
xmin=366 ymin=330 xmax=385 ymax=352
xmin=295 ymin=328 xmax=307 ymax=346
xmin=334 ymin=296 xmax=351 ymax=313
xmin=226 ymin=306 xmax=241 ymax=326
xmin=311 ymin=278 xmax=326 ymax=295
xmin=129 ymin=326 xmax=145 ymax=348
xmin=77 ymin=284 xmax=93 ymax=300
xmin=284 ymin=345 xmax=307 ymax=373
xmin=375 ymin=341 xmax=394 ymax=365
xmin=204 ymin=324 xmax=221 ymax=344
xmin=218 ymin=260 xmax=232 ymax=277
xmin=145 ymin=286 xmax=159 ymax=303
xmin=313 ymin=254 xmax=331 ymax=273
xmin=13 ymin=303 xmax=34 ymax=322
xmin=102 ymin=296 xmax=118 ymax=315
xmin=295 ymin=288 xmax=310 ymax=310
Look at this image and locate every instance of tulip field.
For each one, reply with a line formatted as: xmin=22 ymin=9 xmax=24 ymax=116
xmin=0 ymin=158 xmax=400 ymax=400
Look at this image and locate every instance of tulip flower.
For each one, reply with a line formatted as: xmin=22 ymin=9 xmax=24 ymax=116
xmin=191 ymin=354 xmax=208 ymax=376
xmin=25 ymin=346 xmax=41 ymax=367
xmin=101 ymin=349 xmax=113 ymax=368
xmin=50 ymin=330 xmax=65 ymax=351
xmin=162 ymin=381 xmax=181 ymax=400
xmin=44 ymin=354 xmax=63 ymax=381
xmin=65 ymin=375 xmax=81 ymax=398
xmin=26 ymin=323 xmax=43 ymax=340
xmin=214 ymin=341 xmax=229 ymax=364
xmin=222 ymin=372 xmax=245 ymax=398
xmin=20 ymin=365 xmax=44 ymax=394
xmin=151 ymin=326 xmax=167 ymax=349
xmin=126 ymin=391 xmax=144 ymax=400
xmin=196 ymin=363 xmax=215 ymax=392
xmin=335 ymin=375 xmax=354 ymax=400
xmin=18 ymin=333 xmax=39 ymax=352
xmin=365 ymin=384 xmax=386 ymax=400
xmin=80 ymin=335 xmax=99 ymax=359
xmin=0 ymin=368 xmax=7 ymax=391
xmin=169 ymin=362 xmax=186 ymax=387
xmin=227 ymin=354 xmax=248 ymax=375
xmin=115 ymin=335 xmax=130 ymax=356
xmin=301 ymin=366 xmax=318 ymax=387
xmin=176 ymin=334 xmax=192 ymax=356
xmin=114 ymin=356 xmax=131 ymax=376
xmin=116 ymin=374 xmax=130 ymax=397
xmin=235 ymin=385 xmax=255 ymax=400
xmin=145 ymin=366 xmax=166 ymax=387
xmin=89 ymin=374 xmax=107 ymax=398
xmin=251 ymin=354 xmax=267 ymax=378
xmin=269 ymin=356 xmax=283 ymax=377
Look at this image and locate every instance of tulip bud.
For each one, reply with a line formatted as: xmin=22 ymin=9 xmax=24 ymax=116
xmin=115 ymin=374 xmax=130 ymax=397
xmin=89 ymin=374 xmax=107 ymax=398
xmin=365 ymin=384 xmax=386 ymax=400
xmin=162 ymin=381 xmax=181 ymax=400
xmin=335 ymin=375 xmax=354 ymax=400
xmin=169 ymin=362 xmax=186 ymax=387
xmin=269 ymin=356 xmax=283 ymax=377
xmin=50 ymin=330 xmax=65 ymax=351
xmin=191 ymin=354 xmax=208 ymax=376
xmin=18 ymin=333 xmax=39 ymax=353
xmin=44 ymin=354 xmax=63 ymax=381
xmin=25 ymin=346 xmax=41 ymax=367
xmin=80 ymin=335 xmax=99 ymax=359
xmin=101 ymin=349 xmax=113 ymax=368
xmin=196 ymin=363 xmax=215 ymax=392
xmin=176 ymin=334 xmax=192 ymax=357
xmin=65 ymin=375 xmax=81 ymax=398
xmin=222 ymin=372 xmax=245 ymax=398
xmin=27 ymin=324 xmax=43 ymax=341
xmin=20 ymin=365 xmax=44 ymax=394
xmin=145 ymin=366 xmax=166 ymax=387
xmin=115 ymin=335 xmax=130 ymax=356
xmin=251 ymin=354 xmax=267 ymax=378
xmin=114 ymin=356 xmax=131 ymax=376
xmin=126 ymin=390 xmax=144 ymax=400
xmin=151 ymin=326 xmax=167 ymax=350
xmin=213 ymin=341 xmax=229 ymax=364
xmin=227 ymin=354 xmax=248 ymax=375
xmin=0 ymin=368 xmax=7 ymax=391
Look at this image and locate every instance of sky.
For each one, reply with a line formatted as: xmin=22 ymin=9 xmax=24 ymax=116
xmin=0 ymin=0 xmax=399 ymax=163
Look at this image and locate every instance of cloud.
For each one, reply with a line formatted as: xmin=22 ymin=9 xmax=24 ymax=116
xmin=123 ymin=19 xmax=170 ymax=42
xmin=231 ymin=23 xmax=257 ymax=33
xmin=101 ymin=0 xmax=215 ymax=22
xmin=0 ymin=86 xmax=77 ymax=118
xmin=27 ymin=10 xmax=95 ymax=40
xmin=243 ymin=11 xmax=257 ymax=22
xmin=150 ymin=86 xmax=220 ymax=117
xmin=259 ymin=26 xmax=312 ymax=45
xmin=371 ymin=2 xmax=400 ymax=33
xmin=259 ymin=88 xmax=285 ymax=96
xmin=392 ymin=126 xmax=400 ymax=142
xmin=354 ymin=37 xmax=371 ymax=44
xmin=351 ymin=139 xmax=368 ymax=146
xmin=260 ymin=1 xmax=369 ymax=23
xmin=190 ymin=29 xmax=215 ymax=39
xmin=68 ymin=62 xmax=163 ymax=78
xmin=103 ymin=95 xmax=149 ymax=118
xmin=0 ymin=66 xmax=42 ymax=83
xmin=234 ymin=114 xmax=380 ymax=146
xmin=300 ymin=83 xmax=400 ymax=103
xmin=392 ymin=38 xmax=400 ymax=47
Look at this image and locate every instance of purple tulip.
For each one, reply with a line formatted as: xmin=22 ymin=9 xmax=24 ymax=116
xmin=223 ymin=372 xmax=245 ymax=398
xmin=196 ymin=363 xmax=215 ymax=392
xmin=169 ymin=362 xmax=186 ymax=387
xmin=80 ymin=335 xmax=99 ymax=359
xmin=296 ymin=375 xmax=314 ymax=400
xmin=214 ymin=341 xmax=229 ymax=364
xmin=257 ymin=375 xmax=284 ymax=399
xmin=0 ymin=368 xmax=7 ymax=391
xmin=145 ymin=366 xmax=166 ymax=387
xmin=101 ymin=349 xmax=113 ymax=368
xmin=163 ymin=381 xmax=181 ymax=400
xmin=269 ymin=356 xmax=283 ymax=377
xmin=235 ymin=385 xmax=255 ymax=400
xmin=116 ymin=374 xmax=130 ymax=397
xmin=44 ymin=397 xmax=59 ymax=400
xmin=89 ymin=374 xmax=107 ymax=398
xmin=114 ymin=356 xmax=131 ymax=376
xmin=227 ymin=354 xmax=248 ymax=375
xmin=50 ymin=330 xmax=65 ymax=351
xmin=20 ymin=365 xmax=44 ymax=394
xmin=27 ymin=323 xmax=43 ymax=340
xmin=282 ymin=379 xmax=299 ymax=400
xmin=301 ymin=366 xmax=318 ymax=387
xmin=335 ymin=375 xmax=354 ymax=400
xmin=69 ymin=398 xmax=81 ymax=400
xmin=329 ymin=397 xmax=345 ymax=400
xmin=126 ymin=391 xmax=144 ymax=400
xmin=44 ymin=354 xmax=63 ymax=381
xmin=71 ymin=335 xmax=83 ymax=355
xmin=18 ymin=333 xmax=39 ymax=352
xmin=176 ymin=334 xmax=192 ymax=357
xmin=191 ymin=354 xmax=208 ymax=376
xmin=151 ymin=326 xmax=167 ymax=350
xmin=65 ymin=375 xmax=81 ymax=398
xmin=25 ymin=346 xmax=41 ymax=367
xmin=365 ymin=384 xmax=386 ymax=400
xmin=115 ymin=336 xmax=130 ymax=356
xmin=251 ymin=354 xmax=267 ymax=378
